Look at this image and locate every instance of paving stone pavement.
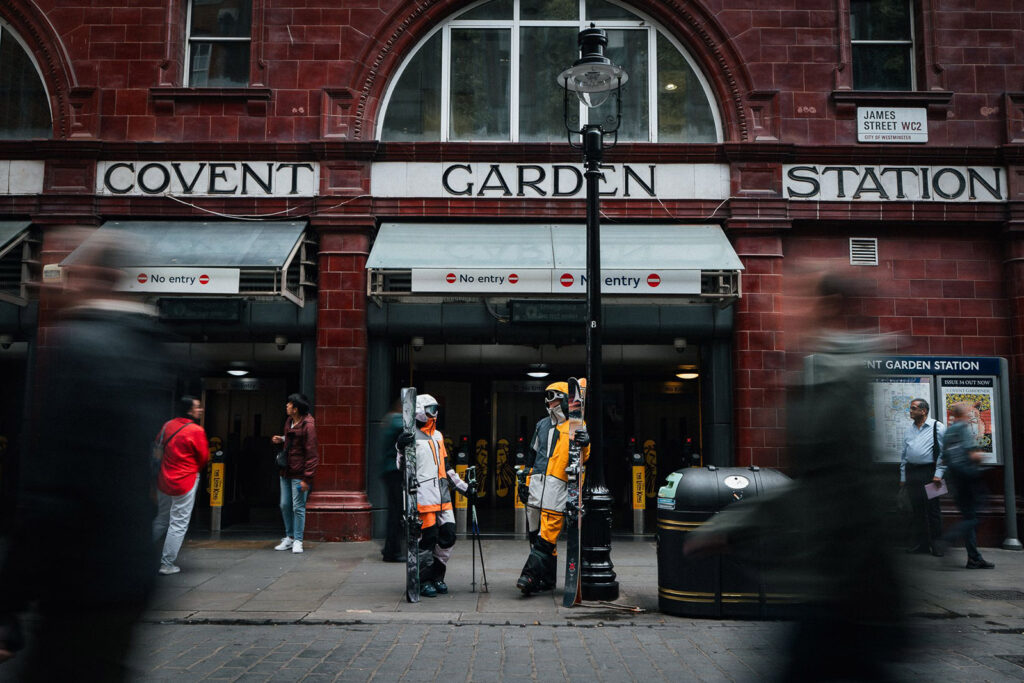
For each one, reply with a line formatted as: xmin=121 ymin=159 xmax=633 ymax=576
xmin=3 ymin=536 xmax=1024 ymax=681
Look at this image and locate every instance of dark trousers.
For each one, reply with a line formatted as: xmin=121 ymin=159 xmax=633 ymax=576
xmin=943 ymin=475 xmax=981 ymax=561
xmin=381 ymin=470 xmax=404 ymax=559
xmin=906 ymin=463 xmax=942 ymax=549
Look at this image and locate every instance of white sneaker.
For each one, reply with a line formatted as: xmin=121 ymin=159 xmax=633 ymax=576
xmin=274 ymin=537 xmax=294 ymax=551
xmin=292 ymin=540 xmax=304 ymax=554
xmin=158 ymin=564 xmax=180 ymax=575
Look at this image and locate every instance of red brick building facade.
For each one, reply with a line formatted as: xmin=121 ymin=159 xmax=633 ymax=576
xmin=0 ymin=0 xmax=1021 ymax=543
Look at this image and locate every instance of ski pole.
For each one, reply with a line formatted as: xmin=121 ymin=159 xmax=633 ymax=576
xmin=470 ymin=496 xmax=488 ymax=592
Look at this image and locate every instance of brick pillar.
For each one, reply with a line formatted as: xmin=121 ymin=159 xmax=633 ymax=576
xmin=731 ymin=234 xmax=786 ymax=468
xmin=304 ymin=225 xmax=372 ymax=541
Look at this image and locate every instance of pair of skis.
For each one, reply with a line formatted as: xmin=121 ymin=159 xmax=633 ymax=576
xmin=401 ymin=387 xmax=421 ymax=603
xmin=562 ymin=377 xmax=585 ymax=608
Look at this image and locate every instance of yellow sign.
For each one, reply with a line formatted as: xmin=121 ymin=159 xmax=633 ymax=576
xmin=632 ymin=465 xmax=645 ymax=510
xmin=455 ymin=464 xmax=468 ymax=509
xmin=210 ymin=462 xmax=225 ymax=507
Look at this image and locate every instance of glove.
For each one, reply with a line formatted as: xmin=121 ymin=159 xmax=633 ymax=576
xmin=396 ymin=432 xmax=414 ymax=451
xmin=573 ymin=429 xmax=590 ymax=447
xmin=466 ymin=484 xmax=477 ymax=498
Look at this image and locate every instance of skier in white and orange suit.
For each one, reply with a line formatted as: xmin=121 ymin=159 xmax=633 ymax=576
xmin=396 ymin=394 xmax=474 ymax=598
xmin=516 ymin=381 xmax=589 ymax=595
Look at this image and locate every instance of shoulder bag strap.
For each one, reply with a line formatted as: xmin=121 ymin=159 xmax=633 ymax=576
xmin=162 ymin=422 xmax=192 ymax=455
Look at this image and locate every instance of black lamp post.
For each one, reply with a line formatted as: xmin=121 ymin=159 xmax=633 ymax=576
xmin=558 ymin=25 xmax=626 ymax=601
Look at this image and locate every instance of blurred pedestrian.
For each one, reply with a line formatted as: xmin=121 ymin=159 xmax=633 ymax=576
xmin=152 ymin=395 xmax=209 ymax=575
xmin=271 ymin=393 xmax=318 ymax=553
xmin=937 ymin=402 xmax=994 ymax=569
xmin=899 ymin=398 xmax=946 ymax=556
xmin=0 ymin=230 xmax=173 ymax=680
xmin=778 ymin=271 xmax=907 ymax=680
xmin=380 ymin=400 xmax=405 ymax=562
xmin=686 ymin=268 xmax=906 ymax=681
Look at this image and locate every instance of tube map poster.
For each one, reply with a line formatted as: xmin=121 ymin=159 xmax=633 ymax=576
xmin=869 ymin=376 xmax=932 ymax=463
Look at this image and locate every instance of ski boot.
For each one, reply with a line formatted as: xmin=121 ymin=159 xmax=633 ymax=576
xmin=420 ymin=581 xmax=438 ymax=598
xmin=517 ymin=537 xmax=556 ymax=595
xmin=434 ymin=580 xmax=448 ymax=594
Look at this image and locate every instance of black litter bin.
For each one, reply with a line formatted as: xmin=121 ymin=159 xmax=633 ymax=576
xmin=656 ymin=465 xmax=791 ymax=618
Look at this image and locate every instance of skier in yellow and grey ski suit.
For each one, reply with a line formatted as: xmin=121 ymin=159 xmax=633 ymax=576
xmin=516 ymin=381 xmax=589 ymax=595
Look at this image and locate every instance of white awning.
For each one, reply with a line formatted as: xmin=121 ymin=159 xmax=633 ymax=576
xmin=367 ymin=223 xmax=742 ymax=302
xmin=61 ymin=221 xmax=315 ymax=305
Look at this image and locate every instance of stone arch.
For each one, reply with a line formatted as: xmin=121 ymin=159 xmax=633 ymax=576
xmin=351 ymin=0 xmax=755 ymax=142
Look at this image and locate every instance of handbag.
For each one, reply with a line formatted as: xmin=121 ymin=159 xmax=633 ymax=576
xmin=275 ymin=431 xmax=289 ymax=468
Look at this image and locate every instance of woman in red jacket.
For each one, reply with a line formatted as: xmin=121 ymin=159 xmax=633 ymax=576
xmin=271 ymin=393 xmax=318 ymax=553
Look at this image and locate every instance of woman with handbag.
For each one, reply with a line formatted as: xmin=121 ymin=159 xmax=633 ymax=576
xmin=271 ymin=393 xmax=318 ymax=553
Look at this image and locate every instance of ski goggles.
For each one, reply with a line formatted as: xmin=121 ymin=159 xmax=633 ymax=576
xmin=423 ymin=404 xmax=439 ymax=417
xmin=544 ymin=390 xmax=566 ymax=403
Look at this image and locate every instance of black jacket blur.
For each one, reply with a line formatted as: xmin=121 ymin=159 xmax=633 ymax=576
xmin=2 ymin=303 xmax=174 ymax=610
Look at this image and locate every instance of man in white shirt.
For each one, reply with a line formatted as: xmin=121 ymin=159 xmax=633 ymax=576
xmin=899 ymin=398 xmax=946 ymax=556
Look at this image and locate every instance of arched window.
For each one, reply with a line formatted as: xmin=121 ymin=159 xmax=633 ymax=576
xmin=379 ymin=0 xmax=720 ymax=143
xmin=0 ymin=22 xmax=52 ymax=139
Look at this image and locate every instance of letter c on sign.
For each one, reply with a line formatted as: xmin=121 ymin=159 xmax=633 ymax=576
xmin=104 ymin=162 xmax=135 ymax=194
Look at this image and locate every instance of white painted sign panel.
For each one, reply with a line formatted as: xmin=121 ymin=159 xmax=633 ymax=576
xmin=97 ymin=161 xmax=319 ymax=197
xmin=118 ymin=267 xmax=240 ymax=294
xmin=412 ymin=268 xmax=701 ymax=295
xmin=371 ymin=162 xmax=730 ymax=200
xmin=857 ymin=107 xmax=928 ymax=143
xmin=0 ymin=161 xmax=45 ymax=195
xmin=783 ymin=165 xmax=1005 ymax=202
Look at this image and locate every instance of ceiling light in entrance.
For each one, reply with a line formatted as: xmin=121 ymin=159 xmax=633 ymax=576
xmin=526 ymin=364 xmax=550 ymax=378
xmin=676 ymin=364 xmax=698 ymax=380
xmin=227 ymin=362 xmax=251 ymax=377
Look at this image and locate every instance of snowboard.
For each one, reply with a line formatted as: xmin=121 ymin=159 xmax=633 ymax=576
xmin=401 ymin=387 xmax=420 ymax=603
xmin=562 ymin=377 xmax=585 ymax=607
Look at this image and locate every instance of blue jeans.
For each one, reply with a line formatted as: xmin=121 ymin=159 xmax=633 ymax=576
xmin=280 ymin=477 xmax=310 ymax=542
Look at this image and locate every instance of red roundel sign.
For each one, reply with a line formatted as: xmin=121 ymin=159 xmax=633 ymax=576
xmin=647 ymin=273 xmax=661 ymax=288
xmin=559 ymin=273 xmax=574 ymax=287
xmin=137 ymin=273 xmax=148 ymax=284
xmin=509 ymin=273 xmax=519 ymax=284
xmin=199 ymin=274 xmax=210 ymax=285
xmin=446 ymin=272 xmax=457 ymax=284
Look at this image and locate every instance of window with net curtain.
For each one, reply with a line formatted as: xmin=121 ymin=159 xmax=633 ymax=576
xmin=379 ymin=0 xmax=719 ymax=143
xmin=0 ymin=25 xmax=52 ymax=139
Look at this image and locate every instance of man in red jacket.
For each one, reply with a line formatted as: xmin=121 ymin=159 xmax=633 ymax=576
xmin=152 ymin=396 xmax=209 ymax=575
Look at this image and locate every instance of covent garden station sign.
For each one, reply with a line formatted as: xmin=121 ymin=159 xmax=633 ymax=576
xmin=51 ymin=160 xmax=1004 ymax=204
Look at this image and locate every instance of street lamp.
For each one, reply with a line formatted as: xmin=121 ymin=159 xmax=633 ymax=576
xmin=559 ymin=25 xmax=625 ymax=602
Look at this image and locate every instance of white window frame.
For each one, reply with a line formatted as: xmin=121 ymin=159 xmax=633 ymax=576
xmin=184 ymin=0 xmax=252 ymax=87
xmin=850 ymin=0 xmax=917 ymax=91
xmin=378 ymin=0 xmax=722 ymax=143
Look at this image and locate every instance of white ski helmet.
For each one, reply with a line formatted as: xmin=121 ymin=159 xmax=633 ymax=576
xmin=415 ymin=394 xmax=439 ymax=422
